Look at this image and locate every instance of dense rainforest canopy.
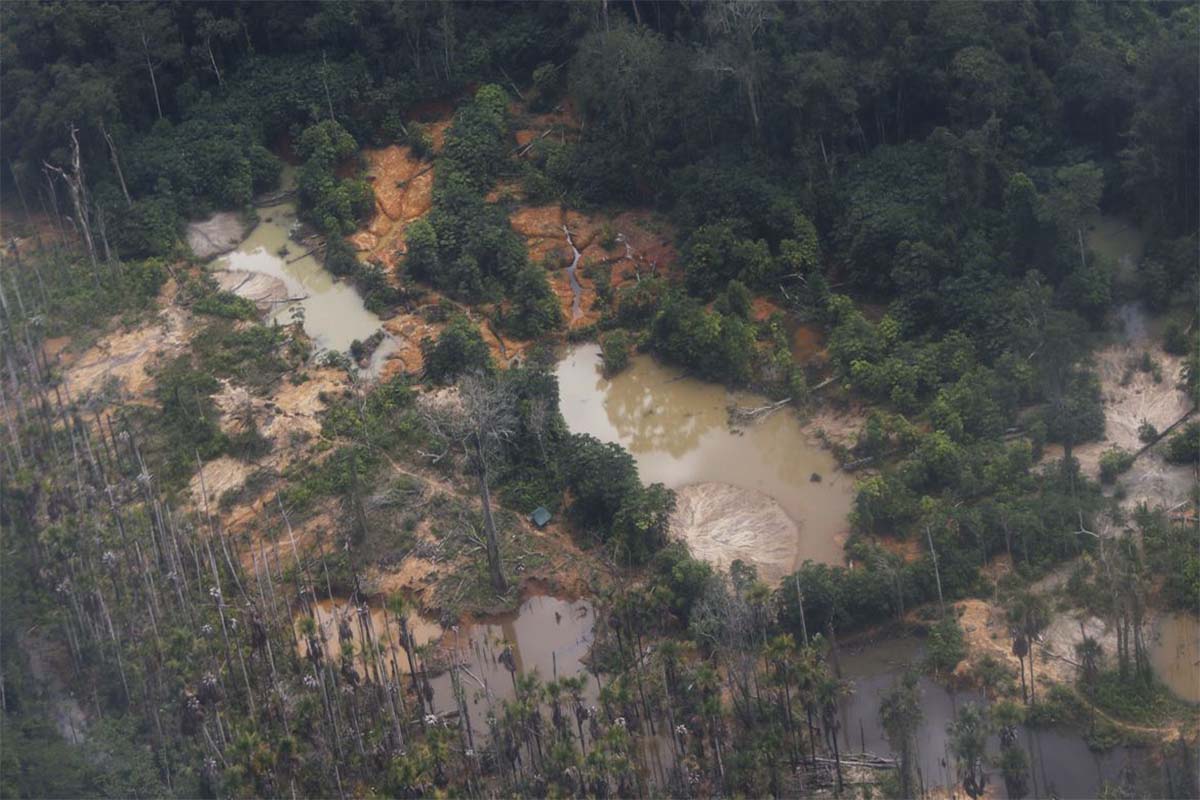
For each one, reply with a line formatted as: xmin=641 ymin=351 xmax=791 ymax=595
xmin=1 ymin=1 xmax=1198 ymax=798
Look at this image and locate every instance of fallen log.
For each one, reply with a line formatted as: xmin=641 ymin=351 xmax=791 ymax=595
xmin=730 ymin=397 xmax=792 ymax=425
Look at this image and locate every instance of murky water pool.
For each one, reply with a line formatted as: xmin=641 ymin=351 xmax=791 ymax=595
xmin=838 ymin=635 xmax=1138 ymax=799
xmin=209 ymin=168 xmax=391 ymax=364
xmin=555 ymin=344 xmax=855 ymax=568
xmin=425 ymin=595 xmax=595 ymax=728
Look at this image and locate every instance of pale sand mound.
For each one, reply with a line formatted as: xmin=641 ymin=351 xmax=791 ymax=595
xmin=187 ymin=212 xmax=248 ymax=259
xmin=669 ymin=482 xmax=800 ymax=585
xmin=213 ymin=269 xmax=292 ymax=314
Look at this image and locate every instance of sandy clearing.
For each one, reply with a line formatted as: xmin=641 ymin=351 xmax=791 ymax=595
xmin=63 ymin=293 xmax=193 ymax=402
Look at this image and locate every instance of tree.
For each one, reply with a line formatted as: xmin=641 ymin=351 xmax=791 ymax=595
xmin=948 ymin=703 xmax=991 ymax=800
xmin=609 ymin=483 xmax=674 ymax=566
xmin=112 ymin=3 xmax=183 ymax=120
xmin=424 ymin=373 xmax=517 ymax=594
xmin=420 ymin=315 xmax=493 ymax=384
xmin=1047 ymin=162 xmax=1103 ymax=272
xmin=191 ymin=9 xmax=240 ymax=89
xmin=879 ymin=671 xmax=923 ymax=799
xmin=500 ymin=265 xmax=562 ymax=340
xmin=1007 ymin=590 xmax=1050 ymax=704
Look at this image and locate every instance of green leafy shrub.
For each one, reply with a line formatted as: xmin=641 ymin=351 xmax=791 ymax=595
xmin=193 ymin=291 xmax=257 ymax=320
xmin=420 ymin=315 xmax=493 ymax=384
xmin=925 ymin=615 xmax=966 ymax=675
xmin=1098 ymin=448 xmax=1135 ymax=483
xmin=1162 ymin=321 xmax=1191 ymax=356
xmin=499 ymin=265 xmax=562 ymax=339
xmin=1163 ymin=421 xmax=1199 ymax=465
xmin=600 ymin=329 xmax=632 ymax=376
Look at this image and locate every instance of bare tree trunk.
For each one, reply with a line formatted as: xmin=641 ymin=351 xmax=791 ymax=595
xmin=99 ymin=121 xmax=132 ymax=207
xmin=475 ymin=438 xmax=508 ymax=594
xmin=141 ymin=32 xmax=164 ymax=120
xmin=926 ymin=524 xmax=945 ymax=617
xmin=43 ymin=125 xmax=100 ymax=280
xmin=206 ymin=39 xmax=224 ymax=88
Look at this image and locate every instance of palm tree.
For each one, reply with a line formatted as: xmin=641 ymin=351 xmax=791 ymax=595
xmin=816 ymin=669 xmax=848 ymax=795
xmin=1007 ymin=589 xmax=1050 ymax=704
xmin=1074 ymin=636 xmax=1103 ymax=690
xmin=948 ymin=703 xmax=991 ymax=799
xmin=880 ymin=670 xmax=922 ymax=799
xmin=765 ymin=634 xmax=800 ymax=766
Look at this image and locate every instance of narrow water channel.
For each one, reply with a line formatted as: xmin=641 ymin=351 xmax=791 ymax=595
xmin=555 ymin=344 xmax=855 ymax=568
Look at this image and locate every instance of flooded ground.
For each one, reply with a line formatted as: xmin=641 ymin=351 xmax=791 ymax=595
xmin=294 ymin=597 xmax=443 ymax=665
xmin=555 ymin=344 xmax=855 ymax=571
xmin=208 ymin=168 xmax=393 ymax=366
xmin=425 ymin=595 xmax=595 ymax=729
xmin=838 ymin=636 xmax=1138 ymax=799
xmin=295 ymin=593 xmax=677 ymax=781
xmin=1150 ymin=613 xmax=1200 ymax=704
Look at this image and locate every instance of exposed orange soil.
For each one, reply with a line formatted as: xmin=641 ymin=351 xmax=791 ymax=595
xmin=0 ymin=209 xmax=74 ymax=258
xmin=510 ymin=204 xmax=568 ymax=264
xmin=874 ymin=534 xmax=924 ymax=564
xmin=510 ymin=204 xmax=678 ymax=329
xmin=349 ymin=145 xmax=436 ymax=271
xmin=791 ymin=323 xmax=828 ymax=365
xmin=750 ymin=296 xmax=783 ymax=322
xmin=512 ymin=99 xmax=581 ymax=151
xmin=380 ymin=308 xmax=444 ymax=377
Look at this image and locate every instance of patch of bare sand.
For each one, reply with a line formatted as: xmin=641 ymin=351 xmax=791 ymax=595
xmin=63 ymin=285 xmax=193 ymax=402
xmin=1043 ymin=307 xmax=1192 ymax=480
xmin=213 ymin=269 xmax=292 ymax=314
xmin=804 ymin=401 xmax=866 ymax=453
xmin=189 ymin=455 xmax=255 ymax=511
xmin=197 ymin=369 xmax=347 ymax=532
xmin=669 ymin=482 xmax=800 ymax=585
xmin=187 ymin=212 xmax=248 ymax=259
xmin=1119 ymin=450 xmax=1195 ymax=513
xmin=953 ymin=598 xmax=1116 ymax=691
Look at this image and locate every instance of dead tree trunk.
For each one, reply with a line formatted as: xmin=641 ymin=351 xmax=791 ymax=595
xmin=99 ymin=121 xmax=132 ymax=208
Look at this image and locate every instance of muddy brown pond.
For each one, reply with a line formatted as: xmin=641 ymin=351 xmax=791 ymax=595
xmin=838 ymin=636 xmax=1143 ymax=799
xmin=208 ymin=167 xmax=398 ymax=372
xmin=556 ymin=344 xmax=855 ymax=578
